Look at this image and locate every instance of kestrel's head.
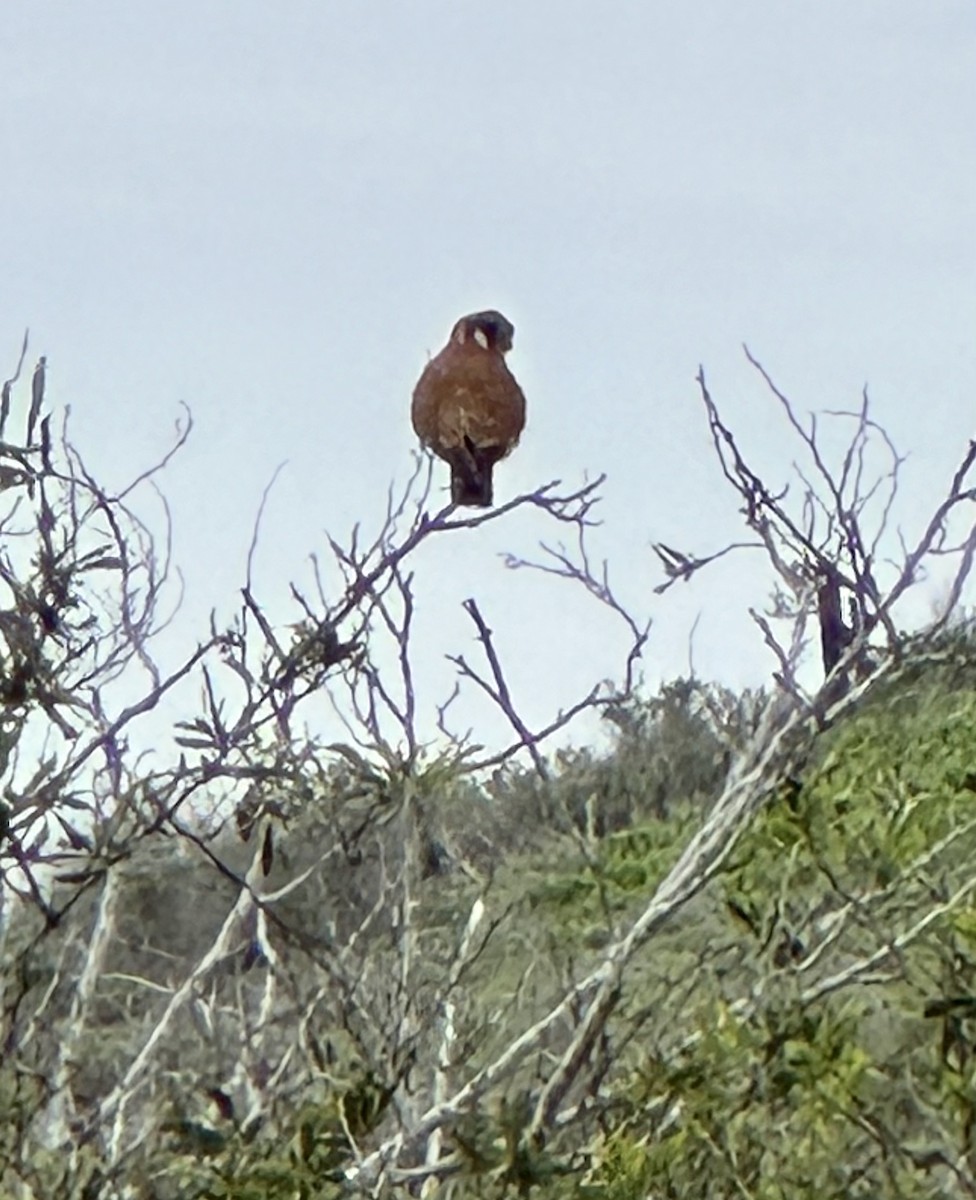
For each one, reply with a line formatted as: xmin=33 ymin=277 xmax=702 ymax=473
xmin=450 ymin=309 xmax=515 ymax=354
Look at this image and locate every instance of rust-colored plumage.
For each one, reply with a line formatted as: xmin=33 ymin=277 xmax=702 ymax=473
xmin=411 ymin=309 xmax=526 ymax=507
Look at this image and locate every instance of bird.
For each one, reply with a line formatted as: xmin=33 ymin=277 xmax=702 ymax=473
xmin=411 ymin=309 xmax=526 ymax=507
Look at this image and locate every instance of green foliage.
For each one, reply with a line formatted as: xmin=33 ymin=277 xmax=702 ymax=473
xmin=0 ymin=1072 xmax=108 ymax=1199
xmin=11 ymin=631 xmax=976 ymax=1196
xmin=523 ymin=813 xmax=696 ymax=952
xmin=566 ymin=641 xmax=976 ymax=1200
xmin=727 ymin=671 xmax=976 ymax=942
xmin=529 ymin=679 xmax=737 ymax=836
xmin=148 ymin=1100 xmax=351 ymax=1199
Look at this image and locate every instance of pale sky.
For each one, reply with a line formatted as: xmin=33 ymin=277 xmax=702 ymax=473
xmin=2 ymin=3 xmax=974 ymax=753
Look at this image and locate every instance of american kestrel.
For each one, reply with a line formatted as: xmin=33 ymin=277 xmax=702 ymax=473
xmin=411 ymin=309 xmax=526 ymax=507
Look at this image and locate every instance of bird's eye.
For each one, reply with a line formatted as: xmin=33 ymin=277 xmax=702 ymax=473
xmin=473 ymin=328 xmax=490 ymax=350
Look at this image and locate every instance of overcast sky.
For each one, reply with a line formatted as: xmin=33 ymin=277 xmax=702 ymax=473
xmin=2 ymin=3 xmax=973 ymax=753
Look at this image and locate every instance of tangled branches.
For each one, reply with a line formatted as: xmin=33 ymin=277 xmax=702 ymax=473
xmin=5 ymin=333 xmax=976 ymax=1198
xmin=0 ymin=334 xmax=646 ymax=1194
xmin=655 ymin=351 xmax=976 ymax=703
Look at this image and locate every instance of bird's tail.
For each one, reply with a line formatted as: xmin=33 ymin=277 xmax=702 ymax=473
xmin=450 ymin=461 xmax=493 ymax=507
xmin=448 ymin=442 xmax=494 ymax=507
